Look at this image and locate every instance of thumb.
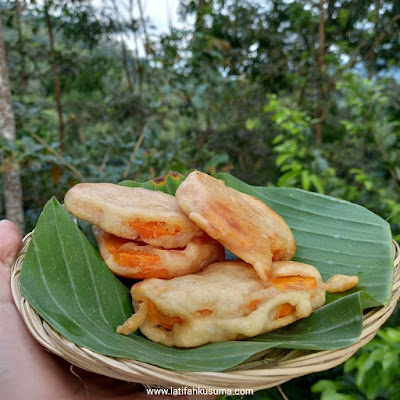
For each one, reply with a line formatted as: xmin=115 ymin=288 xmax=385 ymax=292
xmin=0 ymin=220 xmax=22 ymax=268
xmin=0 ymin=220 xmax=22 ymax=302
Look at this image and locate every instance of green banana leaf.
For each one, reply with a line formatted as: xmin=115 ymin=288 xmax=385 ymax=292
xmin=20 ymin=173 xmax=393 ymax=371
xmin=120 ymin=171 xmax=185 ymax=194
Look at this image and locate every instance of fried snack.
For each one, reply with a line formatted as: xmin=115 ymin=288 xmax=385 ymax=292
xmin=64 ymin=183 xmax=203 ymax=248
xmin=93 ymin=226 xmax=225 ymax=279
xmin=117 ymin=260 xmax=358 ymax=347
xmin=325 ymin=274 xmax=359 ymax=293
xmin=175 ymin=171 xmax=296 ymax=281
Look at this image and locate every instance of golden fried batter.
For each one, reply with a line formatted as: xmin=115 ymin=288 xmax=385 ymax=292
xmin=175 ymin=171 xmax=296 ymax=281
xmin=93 ymin=226 xmax=225 ymax=279
xmin=117 ymin=260 xmax=358 ymax=347
xmin=325 ymin=274 xmax=359 ymax=293
xmin=64 ymin=183 xmax=202 ymax=248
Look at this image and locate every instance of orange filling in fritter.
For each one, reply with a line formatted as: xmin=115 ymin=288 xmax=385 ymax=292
xmin=108 ymin=249 xmax=160 ymax=267
xmin=270 ymin=276 xmax=317 ymax=291
xmin=103 ymin=234 xmax=131 ymax=250
xmin=103 ymin=234 xmax=170 ymax=277
xmin=104 ymin=235 xmax=160 ymax=266
xmin=246 ymin=276 xmax=317 ymax=319
xmin=271 ymin=276 xmax=316 ymax=318
xmin=247 ymin=299 xmax=260 ymax=311
xmin=129 ymin=220 xmax=181 ymax=239
xmin=275 ymin=303 xmax=297 ymax=318
xmin=146 ymin=300 xmax=182 ymax=330
xmin=113 ymin=249 xmax=160 ymax=268
xmin=246 ymin=299 xmax=297 ymax=319
xmin=197 ymin=309 xmax=213 ymax=317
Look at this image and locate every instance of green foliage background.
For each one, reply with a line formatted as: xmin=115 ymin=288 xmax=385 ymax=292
xmin=1 ymin=0 xmax=400 ymax=398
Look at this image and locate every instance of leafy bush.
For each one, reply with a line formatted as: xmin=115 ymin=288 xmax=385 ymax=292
xmin=311 ymin=327 xmax=400 ymax=400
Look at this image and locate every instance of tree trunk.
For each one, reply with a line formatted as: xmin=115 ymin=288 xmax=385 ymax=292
xmin=122 ymin=42 xmax=134 ymax=94
xmin=314 ymin=0 xmax=325 ymax=146
xmin=16 ymin=0 xmax=27 ymax=100
xmin=369 ymin=0 xmax=381 ymax=78
xmin=137 ymin=0 xmax=150 ymax=53
xmin=0 ymin=11 xmax=25 ymax=233
xmin=196 ymin=0 xmax=205 ymax=32
xmin=44 ymin=1 xmax=65 ymax=153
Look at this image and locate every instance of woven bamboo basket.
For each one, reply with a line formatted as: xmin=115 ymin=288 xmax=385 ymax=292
xmin=11 ymin=233 xmax=400 ymax=391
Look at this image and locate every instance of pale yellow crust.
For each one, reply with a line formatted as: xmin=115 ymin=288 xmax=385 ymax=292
xmin=93 ymin=226 xmax=225 ymax=279
xmin=116 ymin=301 xmax=148 ymax=335
xmin=64 ymin=183 xmax=202 ymax=248
xmin=175 ymin=171 xmax=296 ymax=281
xmin=119 ymin=260 xmax=328 ymax=347
xmin=325 ymin=274 xmax=359 ymax=293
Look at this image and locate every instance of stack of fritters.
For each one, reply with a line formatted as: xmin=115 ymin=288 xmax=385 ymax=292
xmin=64 ymin=172 xmax=359 ymax=348
xmin=64 ymin=183 xmax=225 ymax=279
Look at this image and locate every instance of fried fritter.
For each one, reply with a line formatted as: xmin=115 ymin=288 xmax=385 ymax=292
xmin=117 ymin=260 xmax=358 ymax=347
xmin=64 ymin=183 xmax=203 ymax=248
xmin=175 ymin=171 xmax=296 ymax=281
xmin=93 ymin=226 xmax=225 ymax=279
xmin=325 ymin=274 xmax=359 ymax=293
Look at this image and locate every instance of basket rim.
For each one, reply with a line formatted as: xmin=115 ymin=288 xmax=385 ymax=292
xmin=10 ymin=233 xmax=400 ymax=391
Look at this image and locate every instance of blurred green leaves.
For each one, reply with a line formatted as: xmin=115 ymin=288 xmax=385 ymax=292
xmin=2 ymin=0 xmax=400 ymax=240
xmin=310 ymin=327 xmax=400 ymax=400
xmin=264 ymin=94 xmax=329 ymax=194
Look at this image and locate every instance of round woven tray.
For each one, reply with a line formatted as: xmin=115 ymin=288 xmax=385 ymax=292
xmin=11 ymin=233 xmax=400 ymax=391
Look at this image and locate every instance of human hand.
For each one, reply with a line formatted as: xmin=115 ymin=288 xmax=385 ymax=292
xmin=0 ymin=219 xmax=217 ymax=400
